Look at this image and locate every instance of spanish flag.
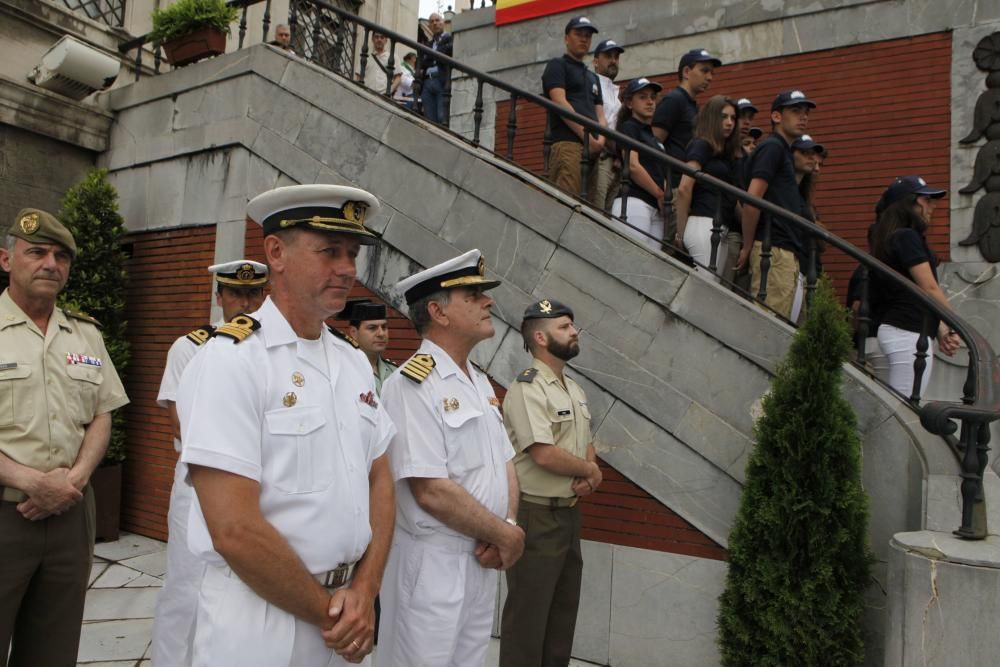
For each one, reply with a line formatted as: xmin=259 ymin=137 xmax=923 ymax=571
xmin=495 ymin=0 xmax=611 ymax=26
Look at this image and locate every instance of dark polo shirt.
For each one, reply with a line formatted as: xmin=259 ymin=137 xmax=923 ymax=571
xmin=542 ymin=54 xmax=604 ymax=144
xmin=748 ymin=133 xmax=804 ymax=254
xmin=652 ymin=86 xmax=697 ymax=185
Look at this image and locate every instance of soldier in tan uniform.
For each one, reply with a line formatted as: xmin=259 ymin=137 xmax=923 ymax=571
xmin=0 ymin=209 xmax=129 ymax=667
xmin=499 ymin=298 xmax=602 ymax=667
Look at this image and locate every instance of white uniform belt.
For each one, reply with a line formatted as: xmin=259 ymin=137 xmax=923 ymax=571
xmin=315 ymin=562 xmax=356 ymax=589
xmin=395 ymin=527 xmax=476 ymax=554
xmin=214 ymin=562 xmax=356 ymax=589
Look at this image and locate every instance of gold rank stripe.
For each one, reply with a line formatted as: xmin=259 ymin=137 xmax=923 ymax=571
xmin=214 ymin=315 xmax=260 ymax=344
xmin=401 ymin=353 xmax=435 ymax=383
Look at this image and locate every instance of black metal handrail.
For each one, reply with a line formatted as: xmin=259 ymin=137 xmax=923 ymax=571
xmin=116 ymin=0 xmax=1000 ymax=539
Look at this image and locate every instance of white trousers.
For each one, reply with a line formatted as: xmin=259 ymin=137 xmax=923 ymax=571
xmin=789 ymin=273 xmax=806 ymax=324
xmin=150 ymin=461 xmax=204 ymax=667
xmin=192 ymin=565 xmax=362 ymax=667
xmin=376 ymin=529 xmax=497 ymax=667
xmin=611 ymin=197 xmax=664 ymax=252
xmin=877 ymin=324 xmax=935 ymax=398
xmin=683 ymin=215 xmax=727 ymax=274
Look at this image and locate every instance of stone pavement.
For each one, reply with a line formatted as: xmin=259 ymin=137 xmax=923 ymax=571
xmin=78 ymin=532 xmax=601 ymax=666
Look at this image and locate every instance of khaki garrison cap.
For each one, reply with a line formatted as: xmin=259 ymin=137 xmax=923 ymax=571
xmin=7 ymin=208 xmax=77 ymax=257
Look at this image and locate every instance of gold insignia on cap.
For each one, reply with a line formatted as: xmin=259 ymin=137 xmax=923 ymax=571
xmin=292 ymin=372 xmax=305 ymax=387
xmin=443 ymin=397 xmax=460 ymax=412
xmin=342 ymin=201 xmax=366 ymax=224
xmin=539 ymin=300 xmax=552 ymax=314
xmin=18 ymin=213 xmax=39 ymax=235
xmin=477 ymin=256 xmax=486 ymax=276
xmin=236 ymin=263 xmax=256 ymax=281
xmin=283 ymin=392 xmax=297 ymax=407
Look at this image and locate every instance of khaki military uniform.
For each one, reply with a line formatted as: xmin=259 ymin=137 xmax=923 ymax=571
xmin=0 ymin=288 xmax=129 ymax=666
xmin=373 ymin=356 xmax=397 ymax=396
xmin=500 ymin=357 xmax=592 ymax=667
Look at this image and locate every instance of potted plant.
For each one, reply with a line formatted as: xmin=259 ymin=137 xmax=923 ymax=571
xmin=150 ymin=0 xmax=239 ymax=67
xmin=59 ymin=169 xmax=131 ymax=541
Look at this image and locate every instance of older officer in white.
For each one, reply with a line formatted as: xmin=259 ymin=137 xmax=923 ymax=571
xmin=150 ymin=259 xmax=267 ymax=667
xmin=378 ymin=249 xmax=526 ymax=667
xmin=177 ymin=185 xmax=395 ymax=666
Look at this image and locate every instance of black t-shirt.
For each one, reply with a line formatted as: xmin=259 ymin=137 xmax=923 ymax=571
xmin=748 ymin=133 xmax=804 ymax=254
xmin=652 ymin=86 xmax=697 ymax=185
xmin=542 ymin=55 xmax=604 ymax=144
xmin=870 ymin=228 xmax=939 ymax=334
xmin=685 ymin=138 xmax=736 ymax=220
xmin=619 ymin=118 xmax=665 ymax=209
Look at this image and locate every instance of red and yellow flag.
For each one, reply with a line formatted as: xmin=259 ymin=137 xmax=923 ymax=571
xmin=495 ymin=0 xmax=611 ymax=26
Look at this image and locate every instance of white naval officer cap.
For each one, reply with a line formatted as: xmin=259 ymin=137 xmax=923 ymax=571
xmin=246 ymin=184 xmax=381 ymax=244
xmin=208 ymin=259 xmax=269 ymax=287
xmin=395 ymin=249 xmax=502 ymax=305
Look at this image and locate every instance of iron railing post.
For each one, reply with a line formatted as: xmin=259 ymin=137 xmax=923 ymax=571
xmin=505 ymin=94 xmax=518 ymax=160
xmin=384 ymin=40 xmax=396 ymax=97
xmin=757 ymin=214 xmax=772 ymax=304
xmin=239 ymin=5 xmax=248 ymax=48
xmin=619 ymin=149 xmax=631 ymax=224
xmin=472 ymin=80 xmax=485 ymax=147
xmin=358 ymin=26 xmax=370 ymax=83
xmin=263 ymin=0 xmax=272 ymax=42
xmin=580 ymin=129 xmax=591 ymax=200
xmin=709 ymin=196 xmax=723 ymax=273
xmin=856 ymin=265 xmax=871 ymax=364
xmin=805 ymin=235 xmax=818 ymax=311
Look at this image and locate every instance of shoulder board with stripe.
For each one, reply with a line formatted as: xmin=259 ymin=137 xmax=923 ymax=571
xmin=327 ymin=325 xmax=360 ymax=348
xmin=401 ymin=353 xmax=435 ymax=384
xmin=383 ymin=357 xmax=399 ymax=368
xmin=517 ymin=367 xmax=538 ymax=383
xmin=62 ymin=308 xmax=102 ymax=329
xmin=213 ymin=315 xmax=260 ymax=343
xmin=186 ymin=325 xmax=216 ymax=346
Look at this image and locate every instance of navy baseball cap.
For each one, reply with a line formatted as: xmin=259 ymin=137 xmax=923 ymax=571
xmin=748 ymin=127 xmax=763 ymax=139
xmin=594 ymin=39 xmax=625 ymax=55
xmin=565 ymin=16 xmax=599 ymax=34
xmin=736 ymin=97 xmax=759 ymax=113
xmin=792 ymin=134 xmax=825 ymax=153
xmin=679 ymin=48 xmax=722 ymax=70
xmin=771 ymin=89 xmax=817 ymax=111
xmin=620 ymin=78 xmax=663 ymax=99
xmin=878 ymin=175 xmax=946 ymax=211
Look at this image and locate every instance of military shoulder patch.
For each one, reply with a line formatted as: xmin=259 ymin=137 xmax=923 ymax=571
xmin=214 ymin=315 xmax=260 ymax=343
xmin=186 ymin=325 xmax=215 ymax=346
xmin=327 ymin=325 xmax=360 ymax=349
xmin=62 ymin=308 xmax=102 ymax=329
xmin=401 ymin=353 xmax=435 ymax=384
xmin=383 ymin=357 xmax=399 ymax=368
xmin=517 ymin=367 xmax=538 ymax=383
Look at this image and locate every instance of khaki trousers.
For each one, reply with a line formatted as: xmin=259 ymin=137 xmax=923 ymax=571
xmin=749 ymin=242 xmax=800 ymax=320
xmin=499 ymin=502 xmax=583 ymax=667
xmin=592 ymin=153 xmax=619 ymax=212
xmin=0 ymin=486 xmax=95 ymax=667
xmin=548 ymin=141 xmax=601 ymax=207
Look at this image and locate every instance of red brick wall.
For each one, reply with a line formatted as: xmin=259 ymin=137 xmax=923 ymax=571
xmin=495 ymin=31 xmax=952 ymax=298
xmin=121 ymin=225 xmax=218 ymax=540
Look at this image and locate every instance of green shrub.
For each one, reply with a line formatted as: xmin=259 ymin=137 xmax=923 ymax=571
xmin=150 ymin=0 xmax=239 ymax=44
xmin=58 ymin=169 xmax=130 ymax=466
xmin=717 ymin=278 xmax=874 ymax=666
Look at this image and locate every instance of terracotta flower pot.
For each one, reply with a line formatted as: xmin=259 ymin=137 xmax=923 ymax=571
xmin=162 ymin=25 xmax=227 ymax=67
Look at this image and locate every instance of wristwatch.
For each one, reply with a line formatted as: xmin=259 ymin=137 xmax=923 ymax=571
xmin=505 ymin=517 xmax=518 ymax=527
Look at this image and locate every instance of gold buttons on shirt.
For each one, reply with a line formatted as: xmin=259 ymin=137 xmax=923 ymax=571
xmin=292 ymin=372 xmax=305 ymax=387
xmin=283 ymin=392 xmax=297 ymax=407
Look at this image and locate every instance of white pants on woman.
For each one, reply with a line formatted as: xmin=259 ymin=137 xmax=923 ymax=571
xmin=611 ymin=197 xmax=663 ymax=251
xmin=876 ymin=323 xmax=934 ymax=398
xmin=683 ymin=215 xmax=727 ymax=275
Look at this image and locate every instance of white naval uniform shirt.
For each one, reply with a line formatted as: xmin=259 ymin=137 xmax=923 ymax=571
xmin=381 ymin=339 xmax=514 ymax=539
xmin=178 ymin=296 xmax=395 ymax=573
xmin=157 ymin=320 xmax=223 ymax=452
xmin=598 ymin=73 xmax=621 ymax=130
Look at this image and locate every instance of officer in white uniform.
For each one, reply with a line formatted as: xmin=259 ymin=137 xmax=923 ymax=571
xmin=177 ymin=185 xmax=396 ymax=667
xmin=150 ymin=259 xmax=267 ymax=667
xmin=378 ymin=249 xmax=526 ymax=667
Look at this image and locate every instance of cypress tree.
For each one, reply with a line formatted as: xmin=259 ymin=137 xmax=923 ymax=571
xmin=717 ymin=278 xmax=873 ymax=666
xmin=58 ymin=168 xmax=130 ymax=464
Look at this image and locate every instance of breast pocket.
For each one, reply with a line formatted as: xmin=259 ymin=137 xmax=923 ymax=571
xmin=264 ymin=406 xmax=330 ymax=494
xmin=549 ymin=401 xmax=575 ymax=442
xmin=0 ymin=364 xmax=33 ymax=428
xmin=66 ymin=364 xmax=104 ymax=424
xmin=442 ymin=407 xmax=485 ymax=476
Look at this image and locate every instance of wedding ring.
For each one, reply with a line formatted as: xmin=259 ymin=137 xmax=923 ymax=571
xmin=351 ymin=640 xmax=361 ymax=650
